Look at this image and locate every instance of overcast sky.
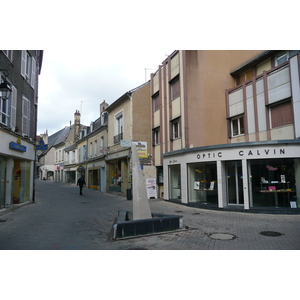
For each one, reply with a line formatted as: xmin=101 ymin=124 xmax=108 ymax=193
xmin=37 ymin=48 xmax=173 ymax=136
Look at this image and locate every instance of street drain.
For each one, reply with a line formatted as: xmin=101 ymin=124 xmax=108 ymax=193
xmin=0 ymin=219 xmax=7 ymax=222
xmin=175 ymin=211 xmax=184 ymax=213
xmin=208 ymin=233 xmax=236 ymax=240
xmin=78 ymin=230 xmax=102 ymax=236
xmin=260 ymin=231 xmax=284 ymax=237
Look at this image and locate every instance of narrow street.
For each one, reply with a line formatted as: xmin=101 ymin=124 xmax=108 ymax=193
xmin=1 ymin=180 xmax=300 ymax=250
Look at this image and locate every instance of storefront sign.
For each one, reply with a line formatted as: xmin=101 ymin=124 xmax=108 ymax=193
xmin=196 ymin=148 xmax=287 ymax=161
xmin=9 ymin=142 xmax=26 ymax=152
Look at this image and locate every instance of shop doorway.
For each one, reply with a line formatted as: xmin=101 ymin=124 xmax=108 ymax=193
xmin=226 ymin=161 xmax=244 ymax=205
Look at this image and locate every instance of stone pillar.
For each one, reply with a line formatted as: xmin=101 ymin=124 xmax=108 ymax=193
xmin=132 ymin=143 xmax=152 ymax=220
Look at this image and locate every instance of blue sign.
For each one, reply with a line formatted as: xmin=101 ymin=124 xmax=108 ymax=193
xmin=10 ymin=142 xmax=26 ymax=152
xmin=36 ymin=144 xmax=48 ymax=150
xmin=36 ymin=139 xmax=48 ymax=150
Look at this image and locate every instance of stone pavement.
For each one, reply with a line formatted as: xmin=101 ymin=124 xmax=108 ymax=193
xmin=0 ymin=180 xmax=300 ymax=250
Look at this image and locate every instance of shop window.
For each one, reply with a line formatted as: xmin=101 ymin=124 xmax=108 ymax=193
xmin=270 ymin=100 xmax=293 ymax=128
xmin=170 ymin=76 xmax=180 ymax=100
xmin=152 ymin=92 xmax=160 ymax=112
xmin=250 ymin=158 xmax=298 ymax=208
xmin=152 ymin=127 xmax=160 ymax=145
xmin=188 ymin=162 xmax=218 ymax=205
xmin=231 ymin=115 xmax=244 ymax=137
xmin=170 ymin=117 xmax=181 ymax=140
xmin=169 ymin=165 xmax=181 ymax=200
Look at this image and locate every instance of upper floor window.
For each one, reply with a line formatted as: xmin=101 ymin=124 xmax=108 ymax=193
xmin=114 ymin=111 xmax=123 ymax=144
xmin=170 ymin=76 xmax=180 ymax=100
xmin=270 ymin=100 xmax=293 ymax=128
xmin=21 ymin=50 xmax=36 ymax=89
xmin=231 ymin=115 xmax=244 ymax=137
xmin=3 ymin=50 xmax=13 ymax=61
xmin=152 ymin=92 xmax=160 ymax=112
xmin=152 ymin=127 xmax=160 ymax=145
xmin=170 ymin=117 xmax=181 ymax=140
xmin=275 ymin=52 xmax=288 ymax=66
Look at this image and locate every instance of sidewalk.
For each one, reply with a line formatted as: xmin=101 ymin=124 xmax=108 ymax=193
xmin=0 ymin=180 xmax=299 ymax=250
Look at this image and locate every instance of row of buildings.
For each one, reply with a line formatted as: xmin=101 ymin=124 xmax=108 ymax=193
xmin=38 ymin=50 xmax=300 ymax=212
xmin=2 ymin=50 xmax=300 ymax=213
xmin=0 ymin=50 xmax=43 ymax=210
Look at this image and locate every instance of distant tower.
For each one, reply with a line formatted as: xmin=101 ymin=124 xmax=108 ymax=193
xmin=74 ymin=110 xmax=81 ymax=142
xmin=100 ymin=100 xmax=109 ymax=114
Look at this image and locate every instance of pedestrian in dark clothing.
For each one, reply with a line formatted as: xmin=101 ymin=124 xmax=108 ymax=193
xmin=77 ymin=175 xmax=86 ymax=195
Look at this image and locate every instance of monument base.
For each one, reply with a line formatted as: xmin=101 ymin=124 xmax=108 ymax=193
xmin=112 ymin=210 xmax=183 ymax=239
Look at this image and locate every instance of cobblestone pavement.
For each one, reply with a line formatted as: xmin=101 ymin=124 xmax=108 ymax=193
xmin=0 ymin=180 xmax=300 ymax=250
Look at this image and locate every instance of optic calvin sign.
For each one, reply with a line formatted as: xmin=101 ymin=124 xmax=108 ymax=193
xmin=195 ymin=148 xmax=286 ymax=160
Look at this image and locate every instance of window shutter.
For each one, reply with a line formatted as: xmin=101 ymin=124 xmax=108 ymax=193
xmin=31 ymin=57 xmax=36 ymax=89
xmin=22 ymin=96 xmax=30 ymax=136
xmin=10 ymin=86 xmax=17 ymax=130
xmin=21 ymin=50 xmax=26 ymax=78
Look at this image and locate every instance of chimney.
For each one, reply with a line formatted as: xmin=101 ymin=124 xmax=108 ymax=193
xmin=100 ymin=100 xmax=109 ymax=114
xmin=74 ymin=110 xmax=81 ymax=142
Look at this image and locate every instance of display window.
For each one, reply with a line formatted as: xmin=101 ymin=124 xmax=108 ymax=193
xmin=188 ymin=162 xmax=218 ymax=205
xmin=108 ymin=160 xmax=122 ymax=192
xmin=250 ymin=158 xmax=299 ymax=207
xmin=169 ymin=165 xmax=181 ymax=200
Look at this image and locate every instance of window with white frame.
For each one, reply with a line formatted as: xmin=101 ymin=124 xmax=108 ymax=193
xmin=114 ymin=111 xmax=123 ymax=144
xmin=21 ymin=50 xmax=36 ymax=88
xmin=170 ymin=117 xmax=181 ymax=140
xmin=0 ymin=84 xmax=16 ymax=128
xmin=231 ymin=115 xmax=244 ymax=137
xmin=3 ymin=50 xmax=13 ymax=61
xmin=0 ymin=96 xmax=9 ymax=125
xmin=275 ymin=52 xmax=289 ymax=66
xmin=22 ymin=95 xmax=31 ymax=136
xmin=100 ymin=136 xmax=104 ymax=149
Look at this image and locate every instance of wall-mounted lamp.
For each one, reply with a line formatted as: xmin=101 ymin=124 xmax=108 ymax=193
xmin=0 ymin=69 xmax=12 ymax=100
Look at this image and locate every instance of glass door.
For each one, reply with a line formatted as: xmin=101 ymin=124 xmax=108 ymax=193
xmin=226 ymin=161 xmax=244 ymax=205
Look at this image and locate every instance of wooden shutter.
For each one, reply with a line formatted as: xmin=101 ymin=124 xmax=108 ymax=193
xmin=271 ymin=101 xmax=293 ymax=128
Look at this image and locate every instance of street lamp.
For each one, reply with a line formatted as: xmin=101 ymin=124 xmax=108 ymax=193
xmin=0 ymin=69 xmax=12 ymax=100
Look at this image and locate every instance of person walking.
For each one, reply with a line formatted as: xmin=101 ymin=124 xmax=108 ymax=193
xmin=77 ymin=175 xmax=86 ymax=195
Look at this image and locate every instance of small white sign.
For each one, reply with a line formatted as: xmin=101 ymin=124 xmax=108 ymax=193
xmin=120 ymin=140 xmax=132 ymax=147
xmin=146 ymin=178 xmax=157 ymax=199
xmin=290 ymin=201 xmax=297 ymax=208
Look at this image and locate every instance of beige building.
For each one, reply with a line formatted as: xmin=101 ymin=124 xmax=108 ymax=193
xmin=106 ymin=81 xmax=154 ymax=196
xmin=151 ymin=50 xmax=300 ymax=212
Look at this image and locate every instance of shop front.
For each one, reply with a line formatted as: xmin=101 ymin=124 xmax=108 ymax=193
xmin=0 ymin=134 xmax=35 ymax=210
xmin=107 ymin=150 xmax=130 ymax=195
xmin=163 ymin=140 xmax=300 ymax=210
xmin=87 ymin=159 xmax=106 ymax=191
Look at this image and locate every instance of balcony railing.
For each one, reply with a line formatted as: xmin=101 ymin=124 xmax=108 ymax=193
xmin=114 ymin=132 xmax=123 ymax=144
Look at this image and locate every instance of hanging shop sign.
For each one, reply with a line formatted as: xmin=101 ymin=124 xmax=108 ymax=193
xmin=36 ymin=139 xmax=48 ymax=150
